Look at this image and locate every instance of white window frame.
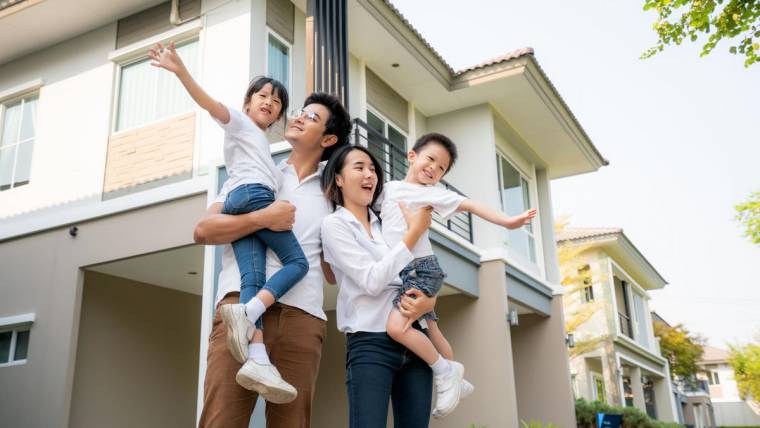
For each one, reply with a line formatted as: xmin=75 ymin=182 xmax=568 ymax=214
xmin=108 ymin=20 xmax=203 ymax=135
xmin=496 ymin=150 xmax=538 ymax=264
xmin=0 ymin=313 xmax=34 ymax=368
xmin=265 ymin=28 xmax=293 ymax=100
xmin=0 ymin=91 xmax=39 ymax=191
xmin=365 ymin=106 xmax=408 ymax=180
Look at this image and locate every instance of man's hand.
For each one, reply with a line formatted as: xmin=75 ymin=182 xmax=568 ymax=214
xmin=261 ymin=200 xmax=295 ymax=232
xmin=398 ymin=288 xmax=436 ymax=332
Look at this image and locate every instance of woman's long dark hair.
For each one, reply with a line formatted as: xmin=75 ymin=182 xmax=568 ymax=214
xmin=321 ymin=145 xmax=384 ymax=210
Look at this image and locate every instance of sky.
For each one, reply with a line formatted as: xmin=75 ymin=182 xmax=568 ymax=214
xmin=391 ymin=0 xmax=760 ymax=348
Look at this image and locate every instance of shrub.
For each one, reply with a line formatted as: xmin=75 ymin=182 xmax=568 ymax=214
xmin=574 ymin=398 xmax=684 ymax=428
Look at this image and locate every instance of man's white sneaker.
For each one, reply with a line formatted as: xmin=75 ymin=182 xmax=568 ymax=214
xmin=220 ymin=304 xmax=252 ymax=364
xmin=236 ymin=359 xmax=298 ymax=404
xmin=432 ymin=360 xmax=464 ymax=418
xmin=432 ymin=378 xmax=474 ymax=418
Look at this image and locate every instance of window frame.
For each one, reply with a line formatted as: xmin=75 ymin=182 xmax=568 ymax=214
xmin=365 ymin=106 xmax=408 ymax=180
xmin=0 ymin=313 xmax=34 ymax=368
xmin=495 ymin=150 xmax=538 ymax=264
xmin=265 ymin=28 xmax=293 ymax=100
xmin=0 ymin=91 xmax=39 ymax=192
xmin=592 ymin=372 xmax=607 ymax=403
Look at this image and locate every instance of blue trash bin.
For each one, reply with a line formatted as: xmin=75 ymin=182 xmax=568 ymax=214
xmin=597 ymin=413 xmax=622 ymax=428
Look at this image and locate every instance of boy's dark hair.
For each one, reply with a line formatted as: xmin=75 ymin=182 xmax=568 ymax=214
xmin=412 ymin=132 xmax=458 ymax=172
xmin=243 ymin=76 xmax=289 ymax=126
xmin=303 ymin=93 xmax=352 ymax=161
xmin=321 ymin=145 xmax=384 ymax=210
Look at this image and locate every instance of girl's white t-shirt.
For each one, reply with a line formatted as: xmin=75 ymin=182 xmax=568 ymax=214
xmin=216 ymin=107 xmax=283 ymax=196
xmin=377 ymin=180 xmax=466 ymax=258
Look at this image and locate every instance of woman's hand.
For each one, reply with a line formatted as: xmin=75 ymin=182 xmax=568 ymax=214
xmin=398 ymin=288 xmax=437 ymax=332
xmin=149 ymin=41 xmax=187 ymax=75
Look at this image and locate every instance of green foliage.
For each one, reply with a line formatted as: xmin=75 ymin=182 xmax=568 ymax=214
xmin=575 ymin=398 xmax=684 ymax=428
xmin=735 ymin=190 xmax=760 ymax=244
xmin=654 ymin=321 xmax=706 ymax=380
xmin=521 ymin=420 xmax=558 ymax=428
xmin=728 ymin=336 xmax=760 ymax=400
xmin=641 ymin=0 xmax=760 ymax=67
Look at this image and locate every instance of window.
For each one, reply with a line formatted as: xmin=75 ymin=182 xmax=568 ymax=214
xmin=366 ymin=109 xmax=407 ymax=181
xmin=0 ymin=94 xmax=38 ymax=191
xmin=496 ymin=153 xmax=536 ymax=262
xmin=707 ymin=371 xmax=720 ymax=385
xmin=115 ymin=39 xmax=199 ymax=132
xmin=582 ymin=286 xmax=595 ymax=303
xmin=593 ymin=374 xmax=607 ymax=403
xmin=267 ymin=31 xmax=291 ymax=94
xmin=0 ymin=328 xmax=30 ymax=366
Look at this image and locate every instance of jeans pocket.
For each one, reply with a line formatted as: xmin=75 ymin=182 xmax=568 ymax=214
xmin=224 ymin=186 xmax=251 ymax=213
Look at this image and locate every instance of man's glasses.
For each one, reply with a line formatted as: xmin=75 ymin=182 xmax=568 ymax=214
xmin=289 ymin=109 xmax=320 ymax=123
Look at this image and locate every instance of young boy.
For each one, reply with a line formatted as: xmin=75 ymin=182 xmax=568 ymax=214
xmin=377 ymin=132 xmax=537 ymax=418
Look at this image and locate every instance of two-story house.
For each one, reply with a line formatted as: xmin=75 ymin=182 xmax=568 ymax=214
xmin=0 ymin=1 xmax=607 ymax=427
xmin=698 ymin=345 xmax=760 ymax=426
xmin=557 ymin=227 xmax=679 ymax=423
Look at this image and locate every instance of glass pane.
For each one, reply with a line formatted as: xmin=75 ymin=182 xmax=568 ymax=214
xmin=0 ymin=331 xmax=11 ymax=363
xmin=366 ymin=111 xmax=388 ymax=180
xmin=19 ymin=96 xmax=38 ymax=141
xmin=117 ymin=58 xmax=157 ymax=130
xmin=387 ymin=125 xmax=407 ymax=180
xmin=155 ymin=41 xmax=198 ymax=120
xmin=13 ymin=330 xmax=29 ymax=361
xmin=1 ymin=100 xmax=23 ymax=147
xmin=267 ymin=35 xmax=289 ymax=89
xmin=521 ymin=177 xmax=533 ymax=233
xmin=0 ymin=145 xmax=16 ymax=188
xmin=14 ymin=140 xmax=33 ymax=185
xmin=499 ymin=157 xmax=524 ymax=215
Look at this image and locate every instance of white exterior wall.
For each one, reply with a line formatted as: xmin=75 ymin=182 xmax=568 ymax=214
xmin=0 ymin=25 xmax=117 ymax=219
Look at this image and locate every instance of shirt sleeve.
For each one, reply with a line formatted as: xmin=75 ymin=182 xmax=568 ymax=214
xmin=321 ymin=215 xmax=414 ymax=297
xmin=212 ymin=106 xmax=246 ymax=136
xmin=429 ymin=186 xmax=467 ymax=221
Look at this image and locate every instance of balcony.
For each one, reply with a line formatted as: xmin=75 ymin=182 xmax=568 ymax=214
xmin=352 ymin=118 xmax=474 ymax=243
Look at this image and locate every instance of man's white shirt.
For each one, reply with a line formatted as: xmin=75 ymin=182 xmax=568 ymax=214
xmin=214 ymin=159 xmax=331 ymax=320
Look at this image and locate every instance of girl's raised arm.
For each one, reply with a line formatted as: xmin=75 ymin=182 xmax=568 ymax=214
xmin=149 ymin=41 xmax=230 ymax=124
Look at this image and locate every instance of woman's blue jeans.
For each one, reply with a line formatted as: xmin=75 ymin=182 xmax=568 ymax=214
xmin=222 ymin=183 xmax=309 ymax=329
xmin=345 ymin=327 xmax=433 ymax=428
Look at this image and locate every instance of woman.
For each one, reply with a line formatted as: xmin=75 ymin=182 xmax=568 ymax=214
xmin=320 ymin=145 xmax=452 ymax=427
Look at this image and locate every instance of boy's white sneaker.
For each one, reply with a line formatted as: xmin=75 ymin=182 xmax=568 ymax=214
xmin=220 ymin=304 xmax=252 ymax=364
xmin=236 ymin=359 xmax=298 ymax=404
xmin=432 ymin=360 xmax=464 ymax=418
xmin=433 ymin=378 xmax=474 ymax=418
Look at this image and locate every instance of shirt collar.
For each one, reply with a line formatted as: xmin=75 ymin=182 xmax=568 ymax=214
xmin=278 ymin=159 xmax=326 ymax=181
xmin=335 ymin=205 xmax=380 ymax=227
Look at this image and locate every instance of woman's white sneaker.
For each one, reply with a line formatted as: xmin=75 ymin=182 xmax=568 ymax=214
xmin=236 ymin=359 xmax=298 ymax=404
xmin=220 ymin=304 xmax=252 ymax=364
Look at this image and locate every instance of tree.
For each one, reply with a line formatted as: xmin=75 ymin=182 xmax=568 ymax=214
xmin=728 ymin=336 xmax=760 ymax=401
xmin=736 ymin=190 xmax=760 ymax=245
xmin=641 ymin=0 xmax=760 ymax=67
xmin=653 ymin=321 xmax=706 ymax=380
xmin=556 ymin=219 xmax=606 ymax=357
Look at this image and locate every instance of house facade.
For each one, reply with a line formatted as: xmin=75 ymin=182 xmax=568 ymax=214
xmin=698 ymin=345 xmax=760 ymax=426
xmin=557 ymin=228 xmax=679 ymax=423
xmin=0 ymin=1 xmax=607 ymax=427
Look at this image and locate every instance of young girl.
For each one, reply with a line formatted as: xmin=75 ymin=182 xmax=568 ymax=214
xmin=150 ymin=41 xmax=306 ymax=403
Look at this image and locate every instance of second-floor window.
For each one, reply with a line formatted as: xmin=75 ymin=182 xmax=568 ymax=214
xmin=0 ymin=327 xmax=30 ymax=367
xmin=707 ymin=371 xmax=720 ymax=385
xmin=267 ymin=31 xmax=291 ymax=94
xmin=582 ymin=286 xmax=595 ymax=303
xmin=496 ymin=152 xmax=536 ymax=263
xmin=115 ymin=39 xmax=199 ymax=132
xmin=366 ymin=109 xmax=407 ymax=181
xmin=0 ymin=94 xmax=38 ymax=191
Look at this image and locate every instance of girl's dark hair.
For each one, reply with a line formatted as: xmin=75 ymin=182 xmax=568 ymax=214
xmin=303 ymin=93 xmax=352 ymax=161
xmin=321 ymin=145 xmax=384 ymax=210
xmin=243 ymin=76 xmax=289 ymax=127
xmin=412 ymin=132 xmax=458 ymax=172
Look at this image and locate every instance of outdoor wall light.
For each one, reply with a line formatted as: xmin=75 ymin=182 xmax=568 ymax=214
xmin=69 ymin=226 xmax=78 ymax=237
xmin=507 ymin=308 xmax=519 ymax=326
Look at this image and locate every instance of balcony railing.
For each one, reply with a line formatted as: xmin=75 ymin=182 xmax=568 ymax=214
xmin=618 ymin=312 xmax=634 ymax=339
xmin=352 ymin=118 xmax=474 ymax=243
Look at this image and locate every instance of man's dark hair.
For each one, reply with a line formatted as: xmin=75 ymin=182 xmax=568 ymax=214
xmin=412 ymin=132 xmax=458 ymax=172
xmin=303 ymin=93 xmax=352 ymax=161
xmin=243 ymin=76 xmax=289 ymax=125
xmin=321 ymin=145 xmax=384 ymax=210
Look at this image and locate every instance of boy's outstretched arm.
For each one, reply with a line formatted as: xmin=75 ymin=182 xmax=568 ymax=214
xmin=148 ymin=41 xmax=230 ymax=124
xmin=458 ymin=199 xmax=537 ymax=229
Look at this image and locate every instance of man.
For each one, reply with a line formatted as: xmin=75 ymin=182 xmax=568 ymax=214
xmin=194 ymin=93 xmax=350 ymax=428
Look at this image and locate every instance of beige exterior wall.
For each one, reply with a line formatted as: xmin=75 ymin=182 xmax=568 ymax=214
xmin=0 ymin=194 xmax=205 ymax=428
xmin=69 ymin=271 xmax=201 ymax=428
xmin=511 ymin=297 xmax=577 ymax=427
xmin=103 ymin=112 xmax=196 ymax=195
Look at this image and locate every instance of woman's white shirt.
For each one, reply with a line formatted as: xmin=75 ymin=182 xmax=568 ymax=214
xmin=321 ymin=206 xmax=414 ymax=333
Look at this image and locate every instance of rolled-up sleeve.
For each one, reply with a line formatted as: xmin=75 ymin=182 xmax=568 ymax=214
xmin=321 ymin=216 xmax=414 ymax=296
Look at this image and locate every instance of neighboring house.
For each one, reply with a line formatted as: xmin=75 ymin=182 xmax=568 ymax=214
xmin=557 ymin=228 xmax=680 ymax=423
xmin=0 ymin=1 xmax=607 ymax=427
xmin=698 ymin=345 xmax=760 ymax=426
xmin=652 ymin=312 xmax=717 ymax=428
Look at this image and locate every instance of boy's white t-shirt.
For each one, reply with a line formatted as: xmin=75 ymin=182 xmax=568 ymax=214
xmin=377 ymin=180 xmax=466 ymax=258
xmin=215 ymin=107 xmax=283 ymax=196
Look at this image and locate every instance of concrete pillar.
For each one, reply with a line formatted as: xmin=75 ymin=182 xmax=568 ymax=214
xmin=653 ymin=375 xmax=678 ymax=422
xmin=629 ymin=366 xmax=647 ymax=412
xmin=510 ymin=297 xmax=577 ymax=427
xmin=601 ymin=344 xmax=622 ymax=405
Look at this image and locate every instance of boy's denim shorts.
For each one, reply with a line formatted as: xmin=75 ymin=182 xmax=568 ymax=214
xmin=393 ymin=255 xmax=446 ymax=322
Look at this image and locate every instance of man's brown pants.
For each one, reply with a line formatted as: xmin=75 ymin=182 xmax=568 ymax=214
xmin=199 ymin=293 xmax=326 ymax=428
